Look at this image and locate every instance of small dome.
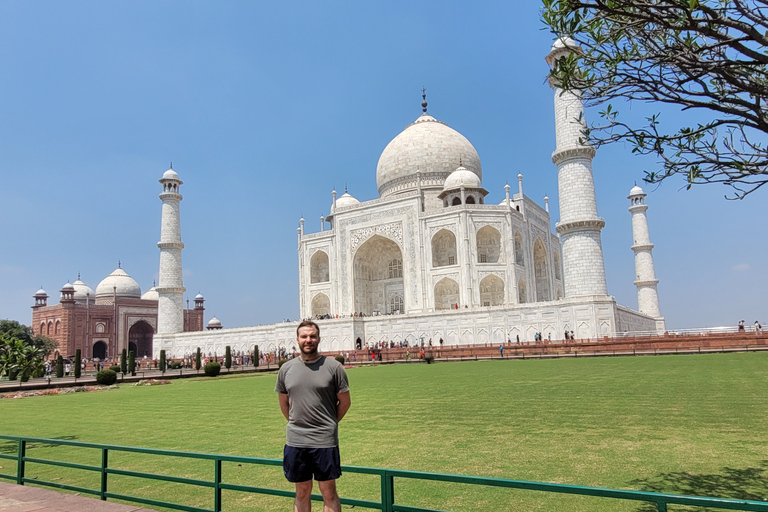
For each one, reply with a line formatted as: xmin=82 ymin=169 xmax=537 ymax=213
xmin=141 ymin=286 xmax=159 ymax=301
xmin=61 ymin=282 xmax=75 ymax=291
xmin=376 ymin=113 xmax=481 ymax=198
xmin=35 ymin=288 xmax=47 ymax=296
xmin=629 ymin=185 xmax=645 ymax=196
xmin=195 ymin=293 xmax=204 ymax=300
xmin=335 ymin=192 xmax=360 ymax=208
xmin=162 ymin=168 xmax=179 ymax=180
xmin=551 ymin=36 xmax=578 ymax=52
xmin=72 ymin=278 xmax=95 ymax=302
xmin=443 ymin=166 xmax=482 ymax=191
xmin=95 ymin=268 xmax=142 ymax=299
xmin=207 ymin=317 xmax=222 ymax=327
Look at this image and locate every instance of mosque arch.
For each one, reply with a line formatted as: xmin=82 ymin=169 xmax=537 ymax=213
xmin=47 ymin=321 xmax=53 ymax=336
xmin=479 ymin=275 xmax=504 ymax=306
xmin=466 ymin=196 xmax=475 ymax=204
xmin=389 ymin=293 xmax=404 ymax=314
xmin=514 ymin=231 xmax=524 ymax=266
xmin=310 ymin=251 xmax=330 ymax=283
xmin=353 ymin=235 xmax=404 ymax=315
xmin=39 ymin=322 xmax=45 ymax=335
xmin=432 ymin=229 xmax=457 ymax=267
xmin=476 ymin=226 xmax=501 ymax=264
xmin=434 ymin=277 xmax=460 ymax=310
xmin=128 ymin=320 xmax=154 ymax=358
xmin=311 ymin=293 xmax=331 ymax=317
xmin=92 ymin=341 xmax=107 ymax=360
xmin=518 ymin=279 xmax=527 ymax=304
xmin=534 ymin=238 xmax=550 ymax=301
xmin=554 ymin=252 xmax=561 ymax=280
xmin=95 ymin=322 xmax=106 ymax=334
xmin=54 ymin=321 xmax=61 ymax=335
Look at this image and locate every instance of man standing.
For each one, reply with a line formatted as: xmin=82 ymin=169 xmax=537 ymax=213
xmin=276 ymin=320 xmax=351 ymax=512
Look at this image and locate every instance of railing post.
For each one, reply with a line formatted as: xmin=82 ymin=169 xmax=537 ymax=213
xmin=381 ymin=470 xmax=394 ymax=512
xmin=214 ymin=458 xmax=222 ymax=512
xmin=16 ymin=439 xmax=25 ymax=485
xmin=657 ymin=500 xmax=667 ymax=512
xmin=100 ymin=448 xmax=108 ymax=500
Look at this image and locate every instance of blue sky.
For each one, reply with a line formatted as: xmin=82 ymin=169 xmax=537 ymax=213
xmin=1 ymin=1 xmax=764 ymax=330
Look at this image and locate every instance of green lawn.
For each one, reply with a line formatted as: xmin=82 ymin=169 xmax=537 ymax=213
xmin=1 ymin=352 xmax=767 ymax=511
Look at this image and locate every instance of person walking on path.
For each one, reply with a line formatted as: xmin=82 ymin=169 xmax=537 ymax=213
xmin=276 ymin=320 xmax=351 ymax=512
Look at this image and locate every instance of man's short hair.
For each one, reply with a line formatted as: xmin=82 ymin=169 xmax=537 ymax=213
xmin=297 ymin=320 xmax=320 ymax=338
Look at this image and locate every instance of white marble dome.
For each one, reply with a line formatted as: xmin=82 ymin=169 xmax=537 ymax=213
xmin=141 ymin=286 xmax=160 ymax=301
xmin=60 ymin=282 xmax=75 ymax=291
xmin=35 ymin=288 xmax=47 ymax=296
xmin=207 ymin=317 xmax=222 ymax=328
xmin=629 ymin=185 xmax=645 ymax=196
xmin=162 ymin=168 xmax=180 ymax=180
xmin=376 ymin=113 xmax=481 ymax=197
xmin=443 ymin=166 xmax=482 ymax=191
xmin=335 ymin=192 xmax=360 ymax=209
xmin=72 ymin=278 xmax=95 ymax=302
xmin=95 ymin=268 xmax=142 ymax=299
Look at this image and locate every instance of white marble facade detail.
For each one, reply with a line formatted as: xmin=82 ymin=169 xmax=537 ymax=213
xmin=350 ymin=222 xmax=404 ymax=253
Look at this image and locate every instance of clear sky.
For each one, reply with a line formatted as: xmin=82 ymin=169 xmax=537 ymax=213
xmin=1 ymin=1 xmax=764 ymax=330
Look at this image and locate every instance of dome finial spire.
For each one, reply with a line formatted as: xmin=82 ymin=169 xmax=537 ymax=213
xmin=118 ymin=259 xmax=121 ymax=269
xmin=169 ymin=161 xmax=173 ymax=169
xmin=421 ymin=86 xmax=428 ymax=113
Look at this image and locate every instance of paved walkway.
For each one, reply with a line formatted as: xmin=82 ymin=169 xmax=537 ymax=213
xmin=0 ymin=482 xmax=157 ymax=511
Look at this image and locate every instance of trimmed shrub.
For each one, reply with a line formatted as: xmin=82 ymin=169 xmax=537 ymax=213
xmin=159 ymin=350 xmax=166 ymax=373
xmin=74 ymin=349 xmax=82 ymax=379
xmin=109 ymin=365 xmax=121 ymax=373
xmin=253 ymin=345 xmax=259 ymax=367
xmin=8 ymin=368 xmax=18 ymax=381
xmin=195 ymin=348 xmax=201 ymax=370
xmin=120 ymin=349 xmax=127 ymax=374
xmin=335 ymin=355 xmax=345 ymax=364
xmin=31 ymin=367 xmax=45 ymax=379
xmin=56 ymin=355 xmax=64 ymax=378
xmin=204 ymin=361 xmax=221 ymax=377
xmin=225 ymin=346 xmax=232 ymax=369
xmin=278 ymin=359 xmax=288 ymax=369
xmin=424 ymin=355 xmax=435 ymax=364
xmin=169 ymin=361 xmax=182 ymax=369
xmin=96 ymin=369 xmax=117 ymax=385
xmin=128 ymin=350 xmax=136 ymax=376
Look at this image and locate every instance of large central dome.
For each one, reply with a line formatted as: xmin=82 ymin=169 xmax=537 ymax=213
xmin=376 ymin=113 xmax=481 ymax=198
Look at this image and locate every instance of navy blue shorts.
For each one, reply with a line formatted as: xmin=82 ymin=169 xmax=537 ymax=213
xmin=283 ymin=445 xmax=342 ymax=482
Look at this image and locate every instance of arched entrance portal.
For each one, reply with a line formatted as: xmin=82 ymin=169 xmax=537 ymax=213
xmin=92 ymin=341 xmax=107 ymax=360
xmin=353 ymin=235 xmax=404 ymax=315
xmin=128 ymin=321 xmax=154 ymax=358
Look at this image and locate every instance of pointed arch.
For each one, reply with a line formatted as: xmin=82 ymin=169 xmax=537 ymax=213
xmin=310 ymin=251 xmax=330 ymax=283
xmin=534 ymin=238 xmax=550 ymax=301
xmin=353 ymin=235 xmax=404 ymax=315
xmin=479 ymin=275 xmax=504 ymax=306
xmin=311 ymin=293 xmax=330 ymax=317
xmin=514 ymin=231 xmax=524 ymax=266
xmin=518 ymin=279 xmax=527 ymax=304
xmin=476 ymin=226 xmax=501 ymax=263
xmin=434 ymin=278 xmax=460 ymax=310
xmin=432 ymin=229 xmax=457 ymax=267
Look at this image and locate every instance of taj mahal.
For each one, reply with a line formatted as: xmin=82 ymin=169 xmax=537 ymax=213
xmin=34 ymin=39 xmax=666 ymax=359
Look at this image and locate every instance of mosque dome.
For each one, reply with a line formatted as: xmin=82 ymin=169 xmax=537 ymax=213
xmin=195 ymin=293 xmax=204 ymax=300
xmin=376 ymin=113 xmax=481 ymax=198
xmin=60 ymin=282 xmax=75 ymax=291
xmin=162 ymin=168 xmax=179 ymax=180
xmin=629 ymin=185 xmax=645 ymax=196
xmin=208 ymin=317 xmax=221 ymax=327
xmin=335 ymin=191 xmax=360 ymax=209
xmin=72 ymin=278 xmax=95 ymax=302
xmin=443 ymin=166 xmax=482 ymax=191
xmin=141 ymin=285 xmax=159 ymax=301
xmin=95 ymin=267 xmax=142 ymax=299
xmin=551 ymin=36 xmax=578 ymax=52
xmin=35 ymin=288 xmax=47 ymax=296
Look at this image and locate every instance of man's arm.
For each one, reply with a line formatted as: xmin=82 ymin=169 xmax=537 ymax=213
xmin=336 ymin=391 xmax=351 ymax=422
xmin=278 ymin=392 xmax=290 ymax=421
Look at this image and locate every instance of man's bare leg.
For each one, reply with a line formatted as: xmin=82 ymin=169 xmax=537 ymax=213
xmin=317 ymin=479 xmax=341 ymax=512
xmin=294 ymin=480 xmax=313 ymax=512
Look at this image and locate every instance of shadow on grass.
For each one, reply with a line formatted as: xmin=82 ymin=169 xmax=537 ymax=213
xmin=631 ymin=461 xmax=768 ymax=511
xmin=0 ymin=436 xmax=79 ymax=454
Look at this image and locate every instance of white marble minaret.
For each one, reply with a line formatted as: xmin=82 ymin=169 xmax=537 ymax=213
xmin=628 ymin=185 xmax=664 ymax=329
xmin=546 ymin=38 xmax=608 ymax=297
xmin=156 ymin=166 xmax=186 ymax=334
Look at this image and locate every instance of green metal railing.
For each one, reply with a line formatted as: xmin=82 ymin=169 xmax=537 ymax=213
xmin=1 ymin=435 xmax=767 ymax=512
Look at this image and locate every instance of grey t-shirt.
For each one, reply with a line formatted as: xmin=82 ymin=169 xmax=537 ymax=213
xmin=275 ymin=356 xmax=350 ymax=448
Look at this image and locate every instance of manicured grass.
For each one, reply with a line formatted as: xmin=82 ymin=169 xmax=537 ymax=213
xmin=1 ymin=352 xmax=767 ymax=511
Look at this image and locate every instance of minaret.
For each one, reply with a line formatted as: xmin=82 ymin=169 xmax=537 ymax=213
xmin=156 ymin=165 xmax=186 ymax=334
xmin=628 ymin=185 xmax=664 ymax=327
xmin=546 ymin=38 xmax=608 ymax=297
